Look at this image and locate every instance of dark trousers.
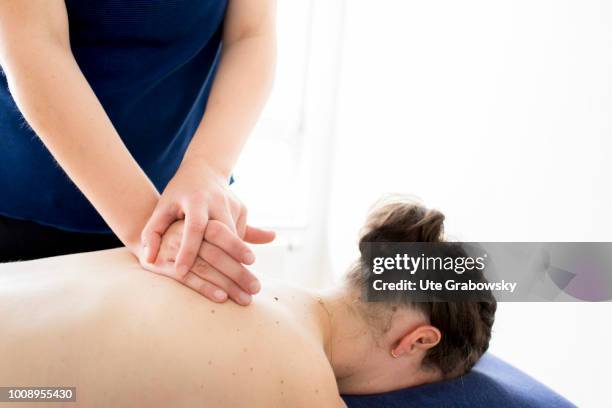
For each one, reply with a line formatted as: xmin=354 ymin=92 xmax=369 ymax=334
xmin=0 ymin=215 xmax=123 ymax=263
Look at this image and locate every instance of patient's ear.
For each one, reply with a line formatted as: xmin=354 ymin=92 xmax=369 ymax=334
xmin=391 ymin=325 xmax=441 ymax=358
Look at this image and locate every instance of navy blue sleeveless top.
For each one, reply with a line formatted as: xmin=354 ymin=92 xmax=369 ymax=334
xmin=0 ymin=0 xmax=228 ymax=233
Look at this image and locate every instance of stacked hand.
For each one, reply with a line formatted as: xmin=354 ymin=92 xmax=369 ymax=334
xmin=138 ymin=159 xmax=275 ymax=305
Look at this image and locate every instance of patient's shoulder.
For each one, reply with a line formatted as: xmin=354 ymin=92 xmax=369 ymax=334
xmin=179 ymin=286 xmax=345 ymax=407
xmin=251 ymin=298 xmax=345 ymax=406
xmin=282 ymin=357 xmax=347 ymax=408
xmin=248 ymin=341 xmax=345 ymax=408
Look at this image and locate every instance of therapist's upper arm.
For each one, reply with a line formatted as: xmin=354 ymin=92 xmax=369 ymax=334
xmin=223 ymin=0 xmax=276 ymax=45
xmin=0 ymin=0 xmax=69 ymax=66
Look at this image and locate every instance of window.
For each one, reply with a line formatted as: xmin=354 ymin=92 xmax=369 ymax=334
xmin=232 ymin=0 xmax=315 ymax=228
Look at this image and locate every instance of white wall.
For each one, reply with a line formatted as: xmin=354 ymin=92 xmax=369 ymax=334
xmin=491 ymin=303 xmax=612 ymax=407
xmin=322 ymin=1 xmax=612 ymax=406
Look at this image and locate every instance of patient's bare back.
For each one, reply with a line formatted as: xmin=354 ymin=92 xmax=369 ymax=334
xmin=0 ymin=248 xmax=345 ymax=407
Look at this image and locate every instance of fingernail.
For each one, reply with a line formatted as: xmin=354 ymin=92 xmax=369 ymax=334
xmin=177 ymin=265 xmax=189 ymax=277
xmin=213 ymin=290 xmax=227 ymax=302
xmin=249 ymin=281 xmax=261 ymax=294
xmin=243 ymin=251 xmax=255 ymax=265
xmin=239 ymin=292 xmax=252 ymax=305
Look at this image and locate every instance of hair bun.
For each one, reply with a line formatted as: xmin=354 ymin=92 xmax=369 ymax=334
xmin=358 ymin=197 xmax=445 ymax=254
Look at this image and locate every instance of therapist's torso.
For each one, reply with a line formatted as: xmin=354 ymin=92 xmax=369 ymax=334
xmin=0 ymin=0 xmax=228 ymax=233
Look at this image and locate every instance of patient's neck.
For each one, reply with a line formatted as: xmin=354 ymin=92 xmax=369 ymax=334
xmin=317 ymin=287 xmax=442 ymax=395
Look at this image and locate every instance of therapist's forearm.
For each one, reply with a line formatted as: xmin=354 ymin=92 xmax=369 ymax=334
xmin=2 ymin=42 xmax=158 ymax=251
xmin=183 ymin=32 xmax=276 ymax=178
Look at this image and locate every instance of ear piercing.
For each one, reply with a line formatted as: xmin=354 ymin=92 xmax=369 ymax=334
xmin=390 ymin=349 xmax=399 ymax=359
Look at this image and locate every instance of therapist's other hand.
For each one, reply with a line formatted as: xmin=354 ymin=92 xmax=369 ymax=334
xmin=141 ymin=219 xmax=275 ymax=305
xmin=140 ymin=159 xmax=250 ymax=277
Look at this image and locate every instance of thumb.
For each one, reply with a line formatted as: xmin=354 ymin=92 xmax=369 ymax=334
xmin=243 ymin=225 xmax=276 ymax=244
xmin=141 ymin=203 xmax=178 ymax=263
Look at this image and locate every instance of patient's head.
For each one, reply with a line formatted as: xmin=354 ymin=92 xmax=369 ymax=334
xmin=335 ymin=196 xmax=496 ymax=393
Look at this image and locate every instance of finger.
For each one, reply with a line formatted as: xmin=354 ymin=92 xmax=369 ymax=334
xmin=205 ymin=220 xmax=255 ymax=265
xmin=183 ymin=271 xmax=229 ymax=303
xmin=243 ymin=225 xmax=276 ymax=244
xmin=227 ymin=195 xmax=243 ymax=223
xmin=198 ymin=241 xmax=260 ymax=295
xmin=175 ymin=207 xmax=209 ymax=278
xmin=235 ymin=205 xmax=248 ymax=240
xmin=192 ymin=259 xmax=253 ymax=306
xmin=141 ymin=203 xmax=180 ymax=263
xmin=210 ymin=200 xmax=238 ymax=234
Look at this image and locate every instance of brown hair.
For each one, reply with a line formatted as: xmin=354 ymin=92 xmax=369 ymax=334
xmin=347 ymin=196 xmax=496 ymax=378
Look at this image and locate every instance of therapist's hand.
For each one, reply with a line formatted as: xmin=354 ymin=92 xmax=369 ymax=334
xmin=140 ymin=159 xmax=250 ymax=277
xmin=142 ymin=219 xmax=275 ymax=305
